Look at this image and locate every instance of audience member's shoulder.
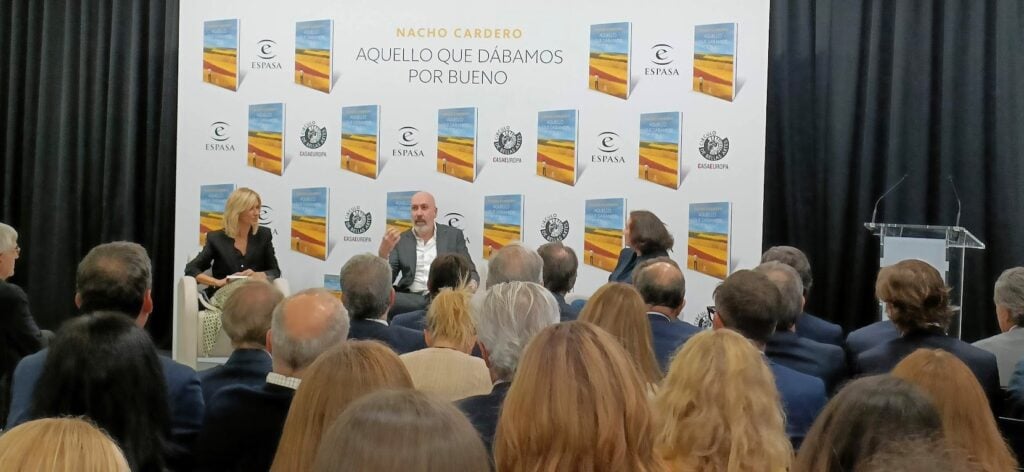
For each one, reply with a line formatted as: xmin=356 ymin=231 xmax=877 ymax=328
xmin=392 ymin=310 xmax=426 ymax=330
xmin=206 ymin=383 xmax=264 ymax=411
xmin=14 ymin=348 xmax=47 ymax=373
xmin=0 ymin=281 xmax=27 ymax=300
xmin=772 ymin=361 xmax=826 ymax=394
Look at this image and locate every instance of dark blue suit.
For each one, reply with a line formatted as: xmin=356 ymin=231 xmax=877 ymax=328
xmin=766 ymin=331 xmax=848 ymax=394
xmin=458 ymin=381 xmax=509 ymax=453
xmin=348 ymin=318 xmax=426 ymax=354
xmin=795 ymin=312 xmax=844 ymax=347
xmin=845 ymin=320 xmax=899 ymax=361
xmin=647 ymin=313 xmax=701 ymax=372
xmin=391 ymin=309 xmax=427 ymax=331
xmin=194 ymin=382 xmax=294 ymax=472
xmin=770 ymin=360 xmax=827 ymax=448
xmin=198 ymin=349 xmax=272 ymax=406
xmin=608 ymin=248 xmax=669 ymax=284
xmin=553 ymin=293 xmax=581 ymax=322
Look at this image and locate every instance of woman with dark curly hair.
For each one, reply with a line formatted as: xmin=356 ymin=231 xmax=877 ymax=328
xmin=608 ymin=210 xmax=674 ymax=284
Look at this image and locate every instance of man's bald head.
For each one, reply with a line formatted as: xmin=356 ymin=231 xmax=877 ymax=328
xmin=270 ymin=288 xmax=349 ymax=374
xmin=633 ymin=257 xmax=686 ymax=310
xmin=411 ymin=191 xmax=438 ymax=233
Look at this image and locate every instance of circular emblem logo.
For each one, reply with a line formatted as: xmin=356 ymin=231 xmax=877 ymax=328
xmin=300 ymin=122 xmax=327 ymax=149
xmin=398 ymin=126 xmax=419 ymax=147
xmin=257 ymin=39 xmax=277 ymax=60
xmin=597 ymin=131 xmax=621 ymax=153
xmin=651 ymin=43 xmax=674 ymax=66
xmin=493 ymin=126 xmax=523 ymax=155
xmin=344 ymin=207 xmax=373 ymax=234
xmin=540 ymin=214 xmax=570 ymax=242
xmin=698 ymin=131 xmax=730 ymax=161
xmin=695 ymin=310 xmax=713 ymax=330
xmin=211 ymin=122 xmax=230 ymax=142
xmin=259 ymin=205 xmax=273 ymax=226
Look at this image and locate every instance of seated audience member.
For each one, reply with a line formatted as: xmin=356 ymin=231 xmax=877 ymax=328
xmin=610 ymin=210 xmax=673 ymax=284
xmin=0 ymin=417 xmax=130 ymax=472
xmin=712 ymin=269 xmax=827 ymax=446
xmin=342 ymin=253 xmax=427 ymax=353
xmin=794 ymin=375 xmax=946 ymax=472
xmin=271 ymin=341 xmax=413 ymax=472
xmin=494 ymin=322 xmax=662 ymax=472
xmin=314 ymin=390 xmax=490 ymax=472
xmin=30 ymin=311 xmax=170 ymax=472
xmin=0 ymin=222 xmax=43 ymax=425
xmin=457 ymin=281 xmax=559 ymax=452
xmin=758 ymin=261 xmax=847 ymax=394
xmin=761 ymin=245 xmax=843 ymax=346
xmin=198 ymin=280 xmax=283 ymax=405
xmin=633 ymin=257 xmax=700 ymax=372
xmin=892 ymin=349 xmax=1018 ymax=471
xmin=392 ymin=253 xmax=473 ymax=329
xmin=195 ymin=288 xmax=348 ymax=472
xmin=6 ymin=242 xmax=203 ymax=454
xmin=855 ymin=437 xmax=977 ymax=472
xmin=854 ymin=260 xmax=1001 ymax=408
xmin=845 ymin=319 xmax=899 ymax=361
xmin=537 ymin=241 xmax=581 ymax=321
xmin=655 ymin=329 xmax=792 ymax=471
xmin=580 ymin=282 xmax=662 ymax=387
xmin=400 ymin=289 xmax=491 ymax=401
xmin=483 ymin=241 xmax=543 ymax=288
xmin=973 ymin=267 xmax=1024 ymax=386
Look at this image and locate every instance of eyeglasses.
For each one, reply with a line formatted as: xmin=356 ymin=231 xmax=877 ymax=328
xmin=706 ymin=306 xmax=717 ymax=320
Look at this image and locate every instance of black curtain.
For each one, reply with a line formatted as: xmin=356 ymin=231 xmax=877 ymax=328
xmin=0 ymin=0 xmax=179 ymax=346
xmin=765 ymin=0 xmax=1024 ymax=341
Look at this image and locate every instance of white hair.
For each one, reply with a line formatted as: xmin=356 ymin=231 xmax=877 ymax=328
xmin=485 ymin=242 xmax=543 ymax=289
xmin=0 ymin=223 xmax=17 ymax=253
xmin=995 ymin=267 xmax=1024 ymax=326
xmin=271 ymin=288 xmax=349 ymax=371
xmin=473 ymin=281 xmax=559 ymax=380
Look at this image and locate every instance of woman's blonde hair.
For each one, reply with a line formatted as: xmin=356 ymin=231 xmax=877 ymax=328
xmin=426 ymin=287 xmax=476 ymax=351
xmin=313 ymin=389 xmax=490 ymax=472
xmin=270 ymin=341 xmax=414 ymax=472
xmin=0 ymin=417 xmax=130 ymax=471
xmin=580 ymin=282 xmax=663 ymax=384
xmin=494 ymin=321 xmax=662 ymax=472
xmin=223 ymin=187 xmax=261 ymax=238
xmin=892 ymin=349 xmax=1018 ymax=472
xmin=654 ymin=329 xmax=792 ymax=471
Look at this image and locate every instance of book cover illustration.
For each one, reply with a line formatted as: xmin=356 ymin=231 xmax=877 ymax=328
xmin=436 ymin=107 xmax=477 ymax=182
xmin=248 ymin=103 xmax=285 ymax=175
xmin=693 ymin=23 xmax=738 ymax=102
xmin=291 ymin=187 xmax=329 ymax=260
xmin=536 ymin=110 xmax=578 ymax=186
xmin=295 ymin=20 xmax=333 ymax=93
xmin=687 ymin=202 xmax=732 ymax=279
xmin=588 ymin=22 xmax=631 ymax=100
xmin=386 ymin=191 xmax=418 ymax=233
xmin=483 ymin=195 xmax=524 ymax=260
xmin=638 ymin=112 xmax=682 ymax=189
xmin=583 ymin=198 xmax=626 ymax=272
xmin=341 ymin=105 xmax=380 ymax=179
xmin=202 ymin=19 xmax=239 ymax=91
xmin=324 ymin=274 xmax=343 ymax=300
xmin=199 ymin=183 xmax=235 ymax=245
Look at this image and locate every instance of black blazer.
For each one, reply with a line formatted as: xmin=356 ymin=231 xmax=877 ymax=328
xmin=553 ymin=293 xmax=580 ymax=322
xmin=387 ymin=224 xmax=478 ymax=291
xmin=348 ymin=318 xmax=426 ymax=354
xmin=795 ymin=312 xmax=844 ymax=347
xmin=767 ymin=331 xmax=848 ymax=394
xmin=608 ymin=248 xmax=669 ymax=284
xmin=845 ymin=320 xmax=899 ymax=361
xmin=194 ymin=382 xmax=295 ymax=472
xmin=391 ymin=309 xmax=427 ymax=331
xmin=0 ymin=282 xmax=42 ymax=381
xmin=648 ymin=313 xmax=701 ymax=372
xmin=185 ymin=227 xmax=281 ymax=281
xmin=458 ymin=381 xmax=510 ymax=453
xmin=197 ymin=349 xmax=272 ymax=406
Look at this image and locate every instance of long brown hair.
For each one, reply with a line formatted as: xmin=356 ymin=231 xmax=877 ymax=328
xmin=892 ymin=349 xmax=1017 ymax=472
xmin=270 ymin=341 xmax=414 ymax=472
xmin=876 ymin=259 xmax=952 ymax=331
xmin=494 ymin=321 xmax=662 ymax=472
xmin=579 ymin=282 xmax=663 ymax=383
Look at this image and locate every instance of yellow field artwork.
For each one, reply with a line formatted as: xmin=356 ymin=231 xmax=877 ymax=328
xmin=588 ymin=53 xmax=628 ymax=99
xmin=483 ymin=224 xmax=521 ymax=260
xmin=203 ymin=48 xmax=237 ymax=90
xmin=437 ymin=137 xmax=475 ymax=182
xmin=248 ymin=132 xmax=283 ymax=175
xmin=295 ymin=49 xmax=331 ymax=93
xmin=693 ymin=54 xmax=735 ymax=101
xmin=638 ymin=142 xmax=680 ymax=189
xmin=199 ymin=212 xmax=223 ymax=245
xmin=341 ymin=134 xmax=378 ymax=179
xmin=386 ymin=219 xmax=413 ymax=233
xmin=537 ymin=140 xmax=576 ymax=186
xmin=583 ymin=228 xmax=623 ymax=271
xmin=291 ymin=217 xmax=327 ymax=260
xmin=687 ymin=232 xmax=728 ymax=279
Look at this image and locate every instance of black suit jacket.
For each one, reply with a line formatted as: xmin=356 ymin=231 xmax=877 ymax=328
xmin=795 ymin=312 xmax=844 ymax=347
xmin=388 ymin=224 xmax=478 ymax=291
xmin=458 ymin=381 xmax=510 ymax=453
xmin=348 ymin=318 xmax=426 ymax=354
xmin=767 ymin=331 xmax=848 ymax=394
xmin=391 ymin=309 xmax=427 ymax=331
xmin=648 ymin=313 xmax=701 ymax=372
xmin=197 ymin=349 xmax=272 ymax=406
xmin=553 ymin=293 xmax=580 ymax=322
xmin=195 ymin=382 xmax=294 ymax=472
xmin=845 ymin=320 xmax=899 ymax=362
xmin=185 ymin=227 xmax=281 ymax=281
xmin=608 ymin=248 xmax=669 ymax=284
xmin=0 ymin=282 xmax=42 ymax=382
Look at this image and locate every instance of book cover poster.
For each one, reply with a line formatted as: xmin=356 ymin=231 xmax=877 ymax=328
xmin=638 ymin=112 xmax=682 ymax=189
xmin=483 ymin=195 xmax=524 ymax=260
xmin=588 ymin=22 xmax=631 ymax=100
xmin=291 ymin=187 xmax=329 ymax=260
xmin=693 ymin=23 xmax=738 ymax=101
xmin=295 ymin=20 xmax=333 ymax=93
xmin=536 ymin=110 xmax=578 ymax=186
xmin=341 ymin=105 xmax=380 ymax=179
xmin=583 ymin=198 xmax=626 ymax=272
xmin=202 ymin=19 xmax=239 ymax=91
xmin=248 ymin=103 xmax=285 ymax=175
xmin=199 ymin=183 xmax=235 ymax=245
xmin=687 ymin=202 xmax=732 ymax=279
xmin=386 ymin=190 xmax=418 ymax=233
xmin=324 ymin=274 xmax=343 ymax=300
xmin=436 ymin=107 xmax=477 ymax=182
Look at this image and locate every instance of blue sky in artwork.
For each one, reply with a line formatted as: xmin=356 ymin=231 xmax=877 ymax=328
xmin=200 ymin=184 xmax=234 ymax=212
xmin=296 ymin=20 xmax=332 ymax=51
xmin=204 ymin=19 xmax=238 ymax=49
xmin=249 ymin=103 xmax=284 ymax=133
xmin=590 ymin=22 xmax=630 ymax=55
xmin=485 ymin=195 xmax=523 ymax=226
xmin=694 ymin=23 xmax=736 ymax=56
xmin=586 ymin=199 xmax=625 ymax=230
xmin=689 ymin=202 xmax=730 ymax=234
xmin=292 ymin=188 xmax=328 ymax=218
xmin=538 ymin=110 xmax=577 ymax=142
xmin=639 ymin=112 xmax=680 ymax=145
xmin=438 ymin=108 xmax=476 ymax=139
xmin=342 ymin=105 xmax=379 ymax=136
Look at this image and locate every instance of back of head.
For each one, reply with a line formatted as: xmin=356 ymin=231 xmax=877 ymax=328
xmin=761 ymin=245 xmax=813 ymax=294
xmin=340 ymin=253 xmax=393 ymax=320
xmin=474 ymin=281 xmax=559 ymax=380
xmin=580 ymin=283 xmax=662 ymax=384
xmin=628 ymin=210 xmax=674 ymax=254
xmin=537 ymin=241 xmax=578 ymax=295
xmin=892 ymin=349 xmax=1017 ymax=471
xmin=495 ymin=321 xmax=660 ymax=472
xmin=426 ymin=288 xmax=476 ymax=351
xmin=994 ymin=267 xmax=1024 ymax=327
xmin=713 ymin=270 xmax=781 ymax=344
xmin=854 ymin=436 xmax=979 ymax=472
xmin=795 ymin=375 xmax=944 ymax=472
xmin=272 ymin=341 xmax=413 ymax=472
xmin=876 ymin=259 xmax=952 ymax=332
xmin=313 ymin=389 xmax=490 ymax=472
xmin=485 ymin=242 xmax=543 ymax=288
xmin=633 ymin=257 xmax=686 ymax=310
xmin=426 ymin=253 xmax=472 ymax=297
xmin=76 ymin=242 xmax=152 ymax=316
xmin=0 ymin=417 xmax=130 ymax=472
xmin=754 ymin=261 xmax=804 ymax=330
xmin=222 ymin=280 xmax=283 ymax=347
xmin=31 ymin=311 xmax=169 ymax=472
xmin=0 ymin=222 xmax=16 ymax=253
xmin=655 ymin=329 xmax=791 ymax=471
xmin=271 ymin=288 xmax=350 ymax=373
